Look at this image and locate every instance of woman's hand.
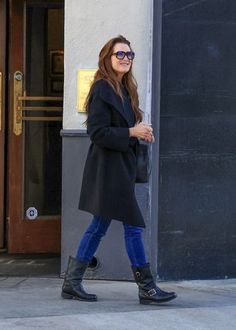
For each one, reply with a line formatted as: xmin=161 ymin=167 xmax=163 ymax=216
xmin=129 ymin=123 xmax=155 ymax=143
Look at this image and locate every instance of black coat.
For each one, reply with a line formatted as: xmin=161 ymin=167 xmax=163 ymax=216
xmin=79 ymin=79 xmax=145 ymax=228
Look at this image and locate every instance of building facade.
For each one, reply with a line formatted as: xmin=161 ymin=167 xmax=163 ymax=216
xmin=0 ymin=0 xmax=235 ymax=280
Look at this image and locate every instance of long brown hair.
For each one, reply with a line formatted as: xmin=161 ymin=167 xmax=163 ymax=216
xmin=84 ymin=35 xmax=143 ymax=123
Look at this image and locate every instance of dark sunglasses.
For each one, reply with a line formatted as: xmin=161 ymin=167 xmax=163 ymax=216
xmin=112 ymin=51 xmax=135 ymax=60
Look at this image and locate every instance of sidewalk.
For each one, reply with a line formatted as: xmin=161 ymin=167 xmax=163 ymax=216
xmin=0 ymin=277 xmax=235 ymax=330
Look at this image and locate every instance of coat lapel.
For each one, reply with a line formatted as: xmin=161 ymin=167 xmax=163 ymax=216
xmin=99 ymin=82 xmax=135 ymax=127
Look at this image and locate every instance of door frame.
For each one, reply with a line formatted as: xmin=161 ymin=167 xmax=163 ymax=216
xmin=7 ymin=0 xmax=62 ymax=253
xmin=0 ymin=0 xmax=7 ymax=249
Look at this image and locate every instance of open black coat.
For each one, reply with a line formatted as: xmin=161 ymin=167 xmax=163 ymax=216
xmin=79 ymin=79 xmax=145 ymax=228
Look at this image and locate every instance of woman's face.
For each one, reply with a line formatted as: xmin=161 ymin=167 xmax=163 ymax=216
xmin=111 ymin=42 xmax=133 ymax=80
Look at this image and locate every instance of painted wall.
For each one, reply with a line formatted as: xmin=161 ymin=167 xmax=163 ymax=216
xmin=61 ymin=0 xmax=156 ymax=280
xmin=63 ymin=0 xmax=153 ymax=129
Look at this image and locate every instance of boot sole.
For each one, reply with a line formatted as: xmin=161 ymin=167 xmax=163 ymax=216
xmin=140 ymin=294 xmax=177 ymax=305
xmin=61 ymin=291 xmax=97 ymax=302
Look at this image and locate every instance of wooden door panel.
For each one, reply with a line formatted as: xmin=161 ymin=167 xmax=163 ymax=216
xmin=0 ymin=0 xmax=6 ymax=248
xmin=8 ymin=0 xmax=25 ymax=253
xmin=7 ymin=0 xmax=62 ymax=253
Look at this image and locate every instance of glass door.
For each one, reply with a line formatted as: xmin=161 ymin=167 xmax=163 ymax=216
xmin=8 ymin=0 xmax=64 ymax=253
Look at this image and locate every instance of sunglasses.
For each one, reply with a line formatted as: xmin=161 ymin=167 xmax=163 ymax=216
xmin=112 ymin=51 xmax=135 ymax=60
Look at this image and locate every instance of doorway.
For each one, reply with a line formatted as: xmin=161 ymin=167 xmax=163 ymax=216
xmin=0 ymin=0 xmax=64 ymax=254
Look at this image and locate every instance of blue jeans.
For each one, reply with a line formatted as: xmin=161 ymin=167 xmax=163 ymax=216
xmin=76 ymin=216 xmax=147 ymax=267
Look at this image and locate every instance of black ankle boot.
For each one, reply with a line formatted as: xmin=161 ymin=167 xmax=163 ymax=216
xmin=61 ymin=256 xmax=97 ymax=301
xmin=132 ymin=264 xmax=177 ymax=304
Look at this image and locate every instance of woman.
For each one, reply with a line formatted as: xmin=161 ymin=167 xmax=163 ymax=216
xmin=62 ymin=35 xmax=177 ymax=304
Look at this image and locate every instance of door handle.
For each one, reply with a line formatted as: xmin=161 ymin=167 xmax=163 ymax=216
xmin=13 ymin=70 xmax=63 ymax=136
xmin=0 ymin=72 xmax=2 ymax=132
xmin=13 ymin=71 xmax=23 ymax=135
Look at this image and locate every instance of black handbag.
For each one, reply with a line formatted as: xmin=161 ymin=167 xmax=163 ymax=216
xmin=135 ymin=141 xmax=151 ymax=183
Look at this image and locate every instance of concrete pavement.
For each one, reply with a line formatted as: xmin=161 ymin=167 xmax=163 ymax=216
xmin=0 ymin=277 xmax=235 ymax=329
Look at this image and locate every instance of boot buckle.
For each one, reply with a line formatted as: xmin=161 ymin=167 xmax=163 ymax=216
xmin=148 ymin=288 xmax=156 ymax=296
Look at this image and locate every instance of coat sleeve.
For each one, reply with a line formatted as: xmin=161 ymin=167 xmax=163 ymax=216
xmin=87 ymin=94 xmax=130 ymax=152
